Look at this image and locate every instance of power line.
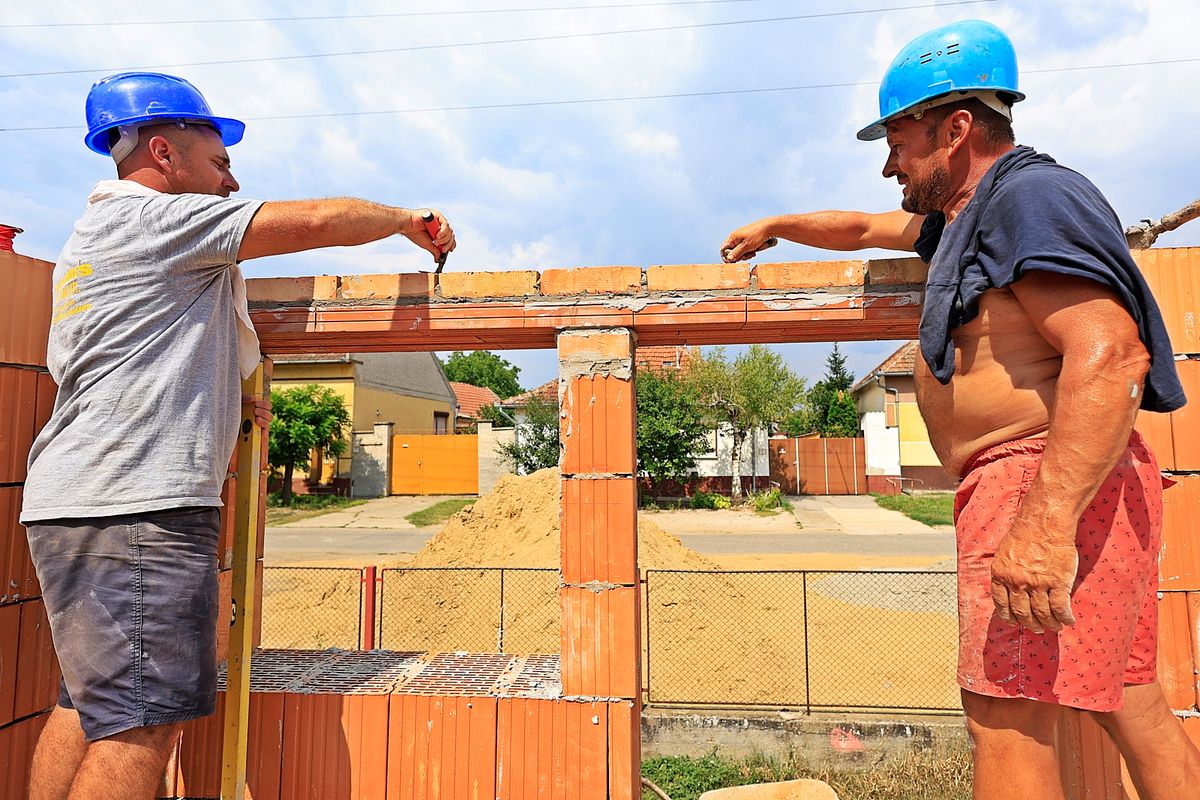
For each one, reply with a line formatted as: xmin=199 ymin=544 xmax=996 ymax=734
xmin=5 ymin=56 xmax=1197 ymax=135
xmin=4 ymin=1 xmax=767 ymax=29
xmin=0 ymin=1 xmax=996 ymax=79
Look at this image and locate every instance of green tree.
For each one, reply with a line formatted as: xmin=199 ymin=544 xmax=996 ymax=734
xmin=268 ymin=384 xmax=352 ymax=505
xmin=497 ymin=396 xmax=560 ymax=474
xmin=688 ymin=345 xmax=806 ymax=501
xmin=636 ymin=371 xmax=709 ymax=501
xmin=802 ymin=344 xmax=861 ymax=438
xmin=824 ymin=390 xmax=861 ymax=437
xmin=443 ymin=351 xmax=522 ymax=399
xmin=823 ymin=342 xmax=854 ymax=391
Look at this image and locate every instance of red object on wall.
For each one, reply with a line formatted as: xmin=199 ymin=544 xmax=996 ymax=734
xmin=0 ymin=226 xmax=21 ymax=253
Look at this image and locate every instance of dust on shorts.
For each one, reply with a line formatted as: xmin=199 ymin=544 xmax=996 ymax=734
xmin=25 ymin=507 xmax=221 ymax=741
xmin=954 ymin=432 xmax=1163 ymax=712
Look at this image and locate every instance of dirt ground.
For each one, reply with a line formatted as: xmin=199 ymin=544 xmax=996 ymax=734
xmin=261 ymin=469 xmax=959 ymax=709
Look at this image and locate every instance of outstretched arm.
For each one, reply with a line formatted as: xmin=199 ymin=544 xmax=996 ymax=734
xmin=237 ymin=198 xmax=455 ymax=263
xmin=721 ymin=209 xmax=921 ymax=262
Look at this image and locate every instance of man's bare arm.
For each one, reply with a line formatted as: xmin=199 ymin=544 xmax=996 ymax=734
xmin=721 ymin=209 xmax=922 ymax=262
xmin=237 ymin=198 xmax=456 ymax=262
xmin=991 ymin=270 xmax=1150 ymax=634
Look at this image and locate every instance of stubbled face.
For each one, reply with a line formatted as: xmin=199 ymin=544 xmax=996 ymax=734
xmin=146 ymin=123 xmax=240 ymax=197
xmin=882 ymin=115 xmax=951 ymax=215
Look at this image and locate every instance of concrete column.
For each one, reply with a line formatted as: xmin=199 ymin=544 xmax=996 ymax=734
xmin=556 ymin=327 xmax=641 ymax=799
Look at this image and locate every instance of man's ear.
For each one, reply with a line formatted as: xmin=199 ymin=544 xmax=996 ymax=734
xmin=147 ymin=135 xmax=173 ymax=170
xmin=945 ymin=109 xmax=973 ymax=155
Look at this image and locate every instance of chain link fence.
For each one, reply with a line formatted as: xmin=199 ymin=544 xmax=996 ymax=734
xmin=260 ymin=566 xmax=363 ymax=650
xmin=259 ymin=566 xmax=959 ymax=711
xmin=376 ymin=567 xmax=559 ymax=653
xmin=645 ymin=569 xmax=959 ymax=711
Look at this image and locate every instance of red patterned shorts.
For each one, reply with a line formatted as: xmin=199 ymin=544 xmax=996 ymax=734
xmin=954 ymin=432 xmax=1164 ymax=712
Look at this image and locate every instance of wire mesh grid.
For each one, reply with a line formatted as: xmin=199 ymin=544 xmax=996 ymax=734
xmin=376 ymin=567 xmax=559 ymax=654
xmin=259 ymin=566 xmax=363 ymax=651
xmin=645 ymin=569 xmax=960 ymax=711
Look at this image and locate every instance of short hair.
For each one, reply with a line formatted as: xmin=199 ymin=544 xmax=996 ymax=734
xmin=925 ymin=96 xmax=1015 ymax=150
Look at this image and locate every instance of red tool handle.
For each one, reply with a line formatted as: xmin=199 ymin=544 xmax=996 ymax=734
xmin=420 ymin=210 xmax=448 ymax=270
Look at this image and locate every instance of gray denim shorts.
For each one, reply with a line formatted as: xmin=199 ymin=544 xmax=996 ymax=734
xmin=25 ymin=506 xmax=220 ymax=741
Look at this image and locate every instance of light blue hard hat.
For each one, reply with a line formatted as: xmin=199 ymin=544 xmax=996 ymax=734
xmin=84 ymin=72 xmax=245 ymax=157
xmin=857 ymin=19 xmax=1025 ymax=141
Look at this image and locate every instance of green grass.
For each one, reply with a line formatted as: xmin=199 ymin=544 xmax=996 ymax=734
xmin=264 ymin=493 xmax=366 ymax=526
xmin=872 ymin=492 xmax=955 ymax=527
xmin=641 ymin=748 xmax=972 ymax=800
xmin=405 ymin=497 xmax=476 ymax=527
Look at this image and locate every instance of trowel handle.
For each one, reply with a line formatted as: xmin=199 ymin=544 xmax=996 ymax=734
xmin=420 ymin=209 xmax=449 ymax=269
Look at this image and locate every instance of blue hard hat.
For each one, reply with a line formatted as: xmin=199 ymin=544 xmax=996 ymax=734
xmin=84 ymin=72 xmax=245 ymax=156
xmin=857 ymin=20 xmax=1024 ymax=141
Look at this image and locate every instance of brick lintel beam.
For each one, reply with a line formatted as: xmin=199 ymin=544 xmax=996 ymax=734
xmin=247 ymin=258 xmax=927 ymax=354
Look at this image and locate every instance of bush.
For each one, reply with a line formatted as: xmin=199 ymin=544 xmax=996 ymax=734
xmin=750 ymin=487 xmax=784 ymax=512
xmin=690 ymin=491 xmax=731 ymax=510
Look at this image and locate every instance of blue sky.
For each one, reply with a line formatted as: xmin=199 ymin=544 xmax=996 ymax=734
xmin=3 ymin=0 xmax=1198 ymax=391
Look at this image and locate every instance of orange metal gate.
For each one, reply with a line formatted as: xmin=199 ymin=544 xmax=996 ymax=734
xmin=770 ymin=436 xmax=867 ymax=495
xmin=390 ymin=434 xmax=478 ymax=495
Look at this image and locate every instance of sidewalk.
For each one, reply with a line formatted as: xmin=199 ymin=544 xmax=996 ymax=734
xmin=792 ymin=495 xmax=941 ymax=535
xmin=276 ymin=495 xmax=461 ymax=529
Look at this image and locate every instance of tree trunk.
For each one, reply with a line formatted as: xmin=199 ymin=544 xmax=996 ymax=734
xmin=282 ymin=462 xmax=294 ymax=506
xmin=729 ymin=429 xmax=745 ymax=501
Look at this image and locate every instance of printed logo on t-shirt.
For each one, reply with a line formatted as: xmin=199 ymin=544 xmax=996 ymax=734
xmin=52 ymin=263 xmax=93 ymax=325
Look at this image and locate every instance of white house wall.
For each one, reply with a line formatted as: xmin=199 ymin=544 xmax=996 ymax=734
xmin=861 ymin=410 xmax=901 ymax=476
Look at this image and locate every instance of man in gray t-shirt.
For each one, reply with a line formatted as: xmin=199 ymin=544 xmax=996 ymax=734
xmin=22 ymin=72 xmax=456 ymax=800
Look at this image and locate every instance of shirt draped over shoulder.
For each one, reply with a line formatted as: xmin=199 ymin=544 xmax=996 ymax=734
xmin=914 ymin=146 xmax=1184 ymax=413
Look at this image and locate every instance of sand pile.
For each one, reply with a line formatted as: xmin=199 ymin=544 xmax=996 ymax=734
xmin=410 ymin=468 xmax=716 ymax=571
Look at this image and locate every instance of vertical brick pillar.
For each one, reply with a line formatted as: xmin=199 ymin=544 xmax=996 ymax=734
xmin=557 ymin=328 xmax=641 ymax=799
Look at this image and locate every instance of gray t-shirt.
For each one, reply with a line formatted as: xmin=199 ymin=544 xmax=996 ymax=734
xmin=21 ymin=186 xmax=263 ymax=522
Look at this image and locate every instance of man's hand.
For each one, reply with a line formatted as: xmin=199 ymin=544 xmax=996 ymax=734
xmin=720 ymin=218 xmax=776 ymax=262
xmin=990 ymin=526 xmax=1078 ymax=634
xmin=242 ymin=395 xmax=272 ymax=431
xmin=403 ymin=208 xmax=456 ymax=264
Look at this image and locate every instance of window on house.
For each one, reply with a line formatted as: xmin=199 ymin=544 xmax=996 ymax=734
xmin=434 ymin=411 xmax=449 ymax=434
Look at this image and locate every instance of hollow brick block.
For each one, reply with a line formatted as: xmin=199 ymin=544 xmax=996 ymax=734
xmin=496 ymin=697 xmax=608 ymax=800
xmin=1135 ymin=247 xmax=1199 ymax=354
xmin=1135 ymin=409 xmax=1175 ymax=471
xmin=561 ymin=477 xmax=637 ymax=586
xmin=866 ymin=257 xmax=929 ymax=286
xmin=245 ymin=275 xmax=338 ymax=304
xmin=1 ymin=486 xmax=38 ymax=605
xmin=560 ymin=585 xmax=640 ymax=699
xmin=0 ymin=602 xmax=20 ymax=726
xmin=14 ymin=599 xmax=59 ymax=719
xmin=387 ymin=694 xmax=497 ymax=800
xmin=0 ymin=710 xmax=49 ymax=799
xmin=0 ymin=367 xmax=38 ymax=484
xmin=755 ymin=261 xmax=865 ymax=289
xmin=1158 ymin=591 xmax=1196 ymax=711
xmin=607 ymin=699 xmax=641 ymax=800
xmin=1161 ymin=475 xmax=1200 ymax=591
xmin=647 ymin=263 xmax=750 ymax=292
xmin=339 ymin=273 xmax=434 ymax=300
xmin=0 ymin=251 xmax=52 ymax=369
xmin=540 ymin=266 xmax=642 ymax=296
xmin=439 ymin=270 xmax=539 ymax=299
xmin=1170 ymin=359 xmax=1200 ymax=470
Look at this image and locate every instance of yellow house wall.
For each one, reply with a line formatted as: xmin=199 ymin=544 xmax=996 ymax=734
xmin=271 ymin=375 xmax=356 ymax=481
xmin=897 ymin=401 xmax=942 ymax=467
xmin=354 ymin=386 xmax=454 ymax=435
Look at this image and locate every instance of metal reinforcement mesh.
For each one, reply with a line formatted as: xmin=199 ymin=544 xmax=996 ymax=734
xmin=260 ymin=567 xmax=363 ymax=650
xmin=375 ymin=567 xmax=558 ymax=654
xmin=219 ymin=650 xmax=562 ymax=698
xmin=645 ymin=569 xmax=960 ymax=711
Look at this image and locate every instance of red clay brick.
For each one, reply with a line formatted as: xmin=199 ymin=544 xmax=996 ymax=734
xmin=540 ymin=266 xmax=642 ymax=296
xmin=866 ymin=257 xmax=929 ymax=286
xmin=0 ymin=602 xmax=20 ymax=726
xmin=245 ymin=275 xmax=338 ymax=304
xmin=1161 ymin=475 xmax=1200 ymax=591
xmin=1170 ymin=359 xmax=1199 ymax=470
xmin=755 ymin=261 xmax=864 ymax=289
xmin=0 ymin=251 xmax=52 ymax=369
xmin=561 ymin=477 xmax=638 ymax=585
xmin=0 ymin=367 xmax=38 ymax=484
xmin=1135 ymin=247 xmax=1199 ymax=354
xmin=607 ymin=699 xmax=641 ymax=800
xmin=1 ymin=487 xmax=37 ymax=604
xmin=439 ymin=270 xmax=539 ymax=299
xmin=1157 ymin=592 xmax=1195 ymax=711
xmin=339 ymin=273 xmax=435 ymax=300
xmin=647 ymin=263 xmax=751 ymax=292
xmin=560 ymin=585 xmax=640 ymax=699
xmin=15 ymin=599 xmax=59 ymax=719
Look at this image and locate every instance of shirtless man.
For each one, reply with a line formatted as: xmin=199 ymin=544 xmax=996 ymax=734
xmin=722 ymin=21 xmax=1198 ymax=800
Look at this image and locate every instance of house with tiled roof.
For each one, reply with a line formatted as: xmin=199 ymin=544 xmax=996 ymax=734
xmin=851 ymin=341 xmax=955 ymax=491
xmin=449 ymin=381 xmax=500 ymax=432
